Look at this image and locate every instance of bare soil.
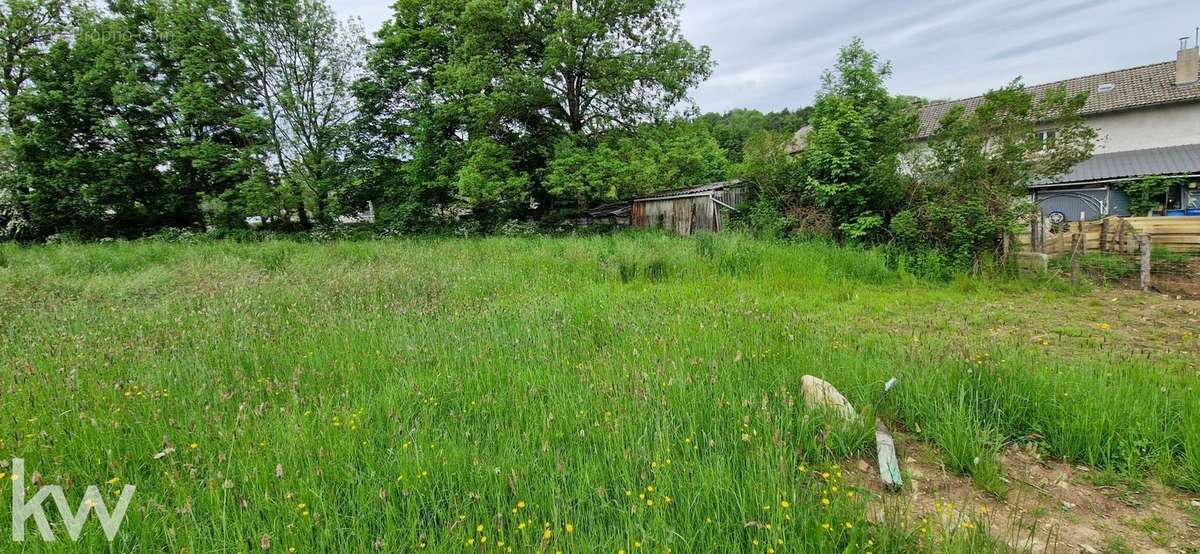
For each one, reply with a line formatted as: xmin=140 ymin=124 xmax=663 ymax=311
xmin=852 ymin=437 xmax=1200 ymax=553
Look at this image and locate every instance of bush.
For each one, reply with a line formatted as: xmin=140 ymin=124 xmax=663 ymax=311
xmin=735 ymin=198 xmax=794 ymax=239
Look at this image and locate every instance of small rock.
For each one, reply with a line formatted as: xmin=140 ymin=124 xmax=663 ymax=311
xmin=1080 ymin=544 xmax=1099 ymax=554
xmin=1191 ymin=500 xmax=1200 ymax=508
xmin=856 ymin=460 xmax=870 ymax=473
xmin=800 ymin=375 xmax=859 ymax=423
xmin=1062 ymin=501 xmax=1076 ymax=511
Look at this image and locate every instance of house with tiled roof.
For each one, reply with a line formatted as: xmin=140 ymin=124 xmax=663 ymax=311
xmin=789 ymin=42 xmax=1200 ymax=222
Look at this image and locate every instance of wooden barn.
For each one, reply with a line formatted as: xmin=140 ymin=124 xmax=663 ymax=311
xmin=629 ymin=181 xmax=745 ymax=235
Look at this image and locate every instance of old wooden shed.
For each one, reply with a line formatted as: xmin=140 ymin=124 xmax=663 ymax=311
xmin=630 ymin=181 xmax=745 ymax=235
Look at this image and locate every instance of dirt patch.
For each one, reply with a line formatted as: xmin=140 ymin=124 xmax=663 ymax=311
xmin=851 ymin=436 xmax=1200 ymax=553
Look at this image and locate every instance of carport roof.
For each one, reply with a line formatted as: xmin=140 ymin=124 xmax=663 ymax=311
xmin=1035 ymin=143 xmax=1200 ymax=187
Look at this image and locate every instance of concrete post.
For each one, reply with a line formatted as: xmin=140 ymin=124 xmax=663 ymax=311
xmin=1137 ymin=234 xmax=1151 ymax=292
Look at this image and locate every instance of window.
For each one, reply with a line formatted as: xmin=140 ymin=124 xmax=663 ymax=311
xmin=1033 ymin=129 xmax=1056 ymax=151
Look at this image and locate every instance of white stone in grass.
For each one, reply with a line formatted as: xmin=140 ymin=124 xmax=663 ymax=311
xmin=800 ymin=375 xmax=859 ymax=423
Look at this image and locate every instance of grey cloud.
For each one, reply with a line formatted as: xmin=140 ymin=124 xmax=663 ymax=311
xmin=332 ymin=0 xmax=1200 ymax=113
xmin=988 ymin=27 xmax=1105 ymax=62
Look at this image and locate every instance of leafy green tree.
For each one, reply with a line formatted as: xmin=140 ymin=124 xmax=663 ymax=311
xmin=6 ymin=9 xmax=142 ymax=239
xmin=0 ymin=0 xmax=77 ymax=236
xmin=545 ymin=121 xmax=728 ymax=209
xmin=698 ymin=107 xmax=811 ymax=163
xmin=234 ymin=0 xmax=365 ymax=227
xmin=5 ymin=0 xmax=266 ymax=240
xmin=0 ymin=0 xmax=76 ymax=131
xmin=356 ymin=0 xmax=713 ymax=230
xmin=894 ymin=80 xmax=1096 ymax=270
xmin=152 ymin=0 xmax=271 ymax=229
xmin=799 ymin=39 xmax=917 ymax=241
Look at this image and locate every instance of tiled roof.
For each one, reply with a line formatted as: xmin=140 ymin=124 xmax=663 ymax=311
xmin=1036 ymin=143 xmax=1200 ymax=186
xmin=787 ymin=58 xmax=1200 ymax=151
xmin=917 ymin=61 xmax=1200 ymax=138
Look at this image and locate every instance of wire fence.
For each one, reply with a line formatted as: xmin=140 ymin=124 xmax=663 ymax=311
xmin=1050 ymin=230 xmax=1200 ymax=298
xmin=1016 ymin=215 xmax=1200 ymax=297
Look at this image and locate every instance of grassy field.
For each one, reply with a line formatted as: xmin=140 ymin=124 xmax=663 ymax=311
xmin=1 ymin=233 xmax=1198 ymax=552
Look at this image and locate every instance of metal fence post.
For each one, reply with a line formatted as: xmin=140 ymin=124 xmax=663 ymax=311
xmin=1136 ymin=234 xmax=1151 ymax=292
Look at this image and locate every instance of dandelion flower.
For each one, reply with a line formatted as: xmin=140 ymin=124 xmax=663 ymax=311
xmin=565 ymin=523 xmax=574 ymax=534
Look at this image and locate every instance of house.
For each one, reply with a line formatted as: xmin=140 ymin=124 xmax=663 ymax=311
xmin=624 ymin=181 xmax=745 ymax=235
xmin=790 ymin=40 xmax=1200 ymax=222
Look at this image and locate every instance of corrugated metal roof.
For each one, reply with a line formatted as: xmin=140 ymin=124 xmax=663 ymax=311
xmin=631 ymin=180 xmax=743 ymax=202
xmin=1036 ymin=143 xmax=1200 ymax=186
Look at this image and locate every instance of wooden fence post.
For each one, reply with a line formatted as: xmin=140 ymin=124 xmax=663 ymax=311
xmin=1137 ymin=234 xmax=1151 ymax=292
xmin=1100 ymin=218 xmax=1109 ymax=252
xmin=1071 ymin=234 xmax=1081 ymax=287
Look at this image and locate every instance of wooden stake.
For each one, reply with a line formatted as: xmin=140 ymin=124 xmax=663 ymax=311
xmin=1137 ymin=234 xmax=1151 ymax=292
xmin=1100 ymin=218 xmax=1109 ymax=252
xmin=1071 ymin=234 xmax=1081 ymax=287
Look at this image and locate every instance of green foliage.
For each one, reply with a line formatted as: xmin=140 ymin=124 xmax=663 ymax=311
xmin=233 ymin=0 xmax=365 ymax=226
xmin=1118 ymin=176 xmax=1179 ymax=216
xmin=0 ymin=0 xmax=75 ymax=130
xmin=546 ymin=122 xmax=729 ymax=208
xmin=897 ymin=79 xmax=1096 ymax=274
xmin=738 ymin=131 xmax=805 ymax=201
xmin=354 ymin=0 xmax=713 ymax=230
xmin=3 ymin=0 xmax=269 ymax=240
xmin=698 ymin=107 xmax=811 ymax=163
xmin=926 ymin=390 xmax=1008 ymax=497
xmin=799 ymin=38 xmax=918 ymax=238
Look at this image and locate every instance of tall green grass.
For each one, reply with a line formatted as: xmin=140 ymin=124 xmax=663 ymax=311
xmin=0 ymin=233 xmax=1196 ymax=551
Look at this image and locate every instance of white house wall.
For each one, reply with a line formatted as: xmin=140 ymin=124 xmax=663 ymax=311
xmin=1085 ymin=102 xmax=1200 ymax=154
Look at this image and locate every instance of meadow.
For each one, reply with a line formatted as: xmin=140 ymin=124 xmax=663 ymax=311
xmin=0 ymin=233 xmax=1197 ymax=552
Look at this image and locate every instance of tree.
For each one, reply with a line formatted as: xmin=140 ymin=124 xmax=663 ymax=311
xmin=151 ymin=0 xmax=271 ymax=229
xmin=4 ymin=0 xmax=267 ymax=240
xmin=799 ymin=39 xmax=917 ymax=241
xmin=0 ymin=0 xmax=76 ymax=131
xmin=356 ymin=0 xmax=713 ymax=230
xmin=698 ymin=107 xmax=811 ymax=164
xmin=545 ymin=121 xmax=728 ymax=209
xmin=894 ymin=79 xmax=1096 ymax=270
xmin=234 ymin=0 xmax=365 ymax=227
xmin=5 ymin=9 xmax=145 ymax=239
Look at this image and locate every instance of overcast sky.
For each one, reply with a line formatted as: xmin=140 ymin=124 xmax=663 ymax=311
xmin=330 ymin=0 xmax=1200 ymax=114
